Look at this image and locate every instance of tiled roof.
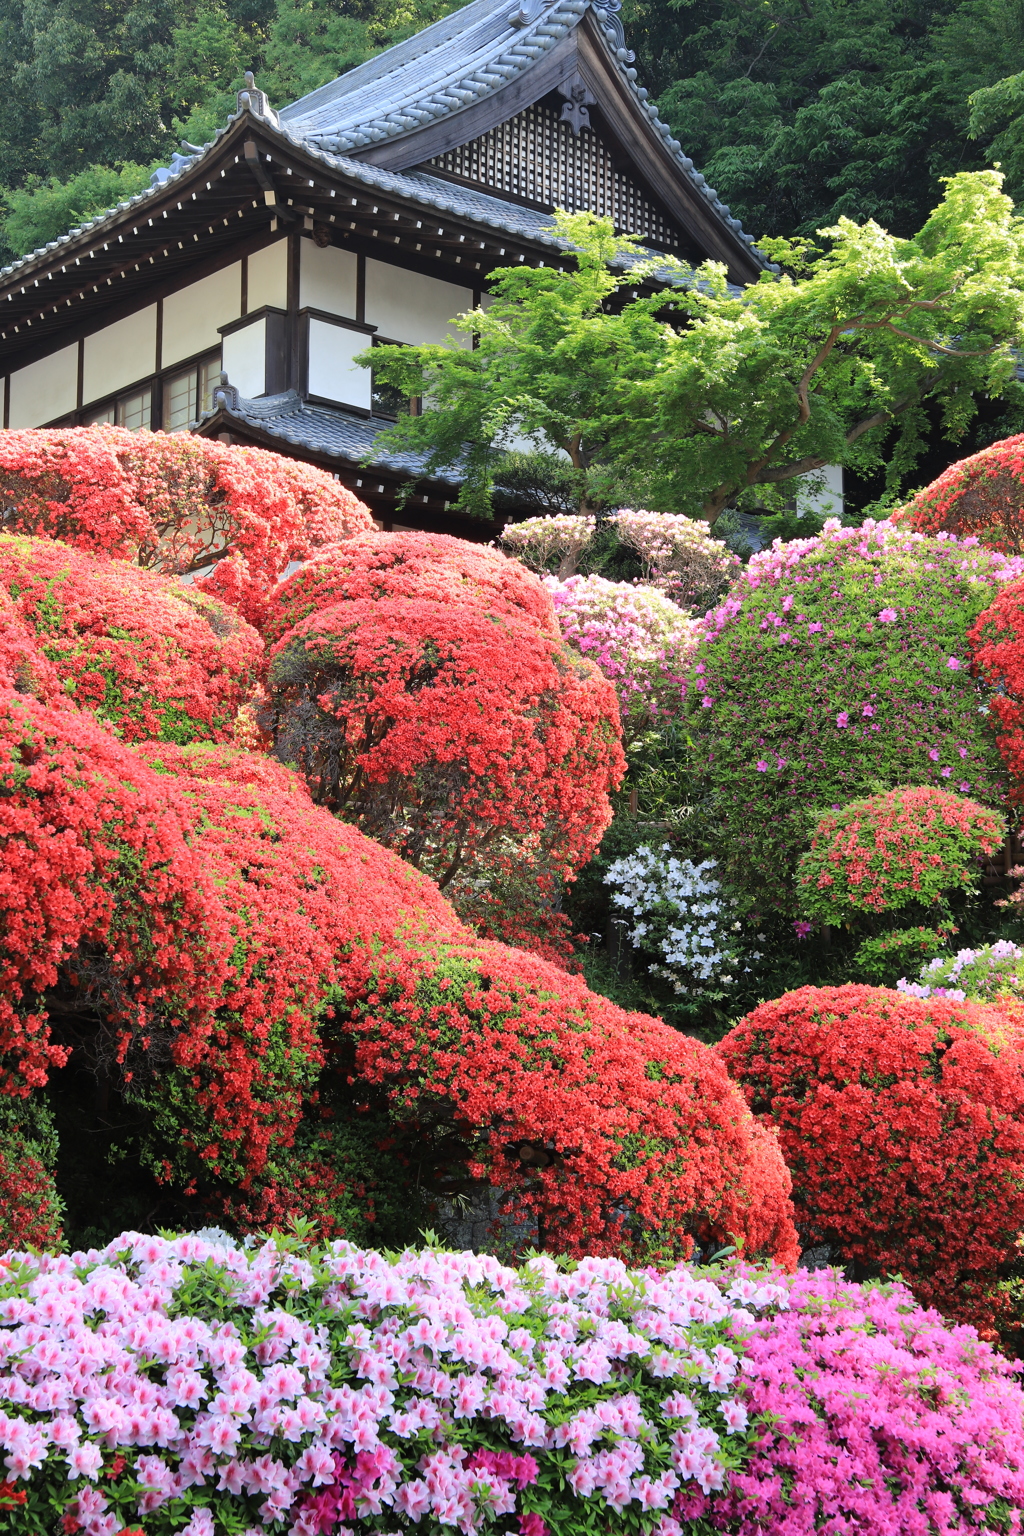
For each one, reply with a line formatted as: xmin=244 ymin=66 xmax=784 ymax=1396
xmin=0 ymin=1 xmax=767 ymax=282
xmin=280 ymin=0 xmax=763 ymax=258
xmin=199 ymin=389 xmax=462 ymax=481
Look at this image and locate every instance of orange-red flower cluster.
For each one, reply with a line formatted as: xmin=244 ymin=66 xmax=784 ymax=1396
xmin=898 ymin=433 xmax=1024 ymax=552
xmin=346 ymin=937 xmax=798 ymax=1267
xmin=0 ymin=427 xmax=373 ymax=625
xmin=262 ymin=530 xmax=558 ymax=647
xmin=0 ymin=1128 xmax=62 ymax=1251
xmin=969 ymin=577 xmax=1024 ymax=803
xmin=0 ymin=535 xmax=262 ymax=743
xmin=719 ymin=984 xmax=1024 ymax=1332
xmin=0 ymin=692 xmax=217 ymax=1101
xmin=266 ymin=595 xmax=624 ymax=888
xmin=797 ymin=784 xmax=1004 ymax=921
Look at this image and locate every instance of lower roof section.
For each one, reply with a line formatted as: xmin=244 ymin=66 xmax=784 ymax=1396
xmin=194 ymin=387 xmax=495 ymax=541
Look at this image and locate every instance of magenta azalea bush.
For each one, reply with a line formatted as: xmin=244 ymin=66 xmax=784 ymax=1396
xmin=689 ymin=519 xmax=1024 ymax=910
xmin=1 ymin=1235 xmax=1023 ymax=1536
xmin=545 ymin=575 xmax=697 ymax=742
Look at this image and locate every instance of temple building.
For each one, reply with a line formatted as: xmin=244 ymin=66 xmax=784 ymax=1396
xmin=0 ymin=0 xmax=772 ymax=538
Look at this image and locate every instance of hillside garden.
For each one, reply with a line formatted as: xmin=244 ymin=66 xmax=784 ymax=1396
xmin=5 ymin=423 xmax=1024 ymax=1529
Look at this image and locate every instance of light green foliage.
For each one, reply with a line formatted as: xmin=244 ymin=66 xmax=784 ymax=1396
xmin=3 ymin=162 xmax=156 ymax=256
xmin=366 ymin=177 xmax=1024 ymax=524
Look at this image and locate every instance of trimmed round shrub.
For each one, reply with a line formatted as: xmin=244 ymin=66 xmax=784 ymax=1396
xmin=797 ymin=784 xmax=1004 ymax=922
xmin=969 ymin=576 xmax=1024 ymax=802
xmin=0 ymin=1235 xmax=1021 ymax=1536
xmin=691 ymin=518 xmax=1022 ymax=910
xmin=0 ymin=692 xmax=216 ymax=1099
xmin=609 ymin=508 xmax=741 ymax=613
xmin=132 ymin=742 xmax=465 ymax=1223
xmin=899 ymin=431 xmax=1024 ymax=553
xmin=263 ymin=529 xmax=557 ymax=647
xmin=545 ymin=575 xmax=697 ymax=742
xmin=266 ymin=597 xmax=624 ymax=888
xmin=499 ymin=512 xmax=596 ymax=578
xmin=0 ymin=534 xmax=263 ymax=743
xmin=0 ymin=427 xmax=373 ymax=626
xmin=344 ymin=936 xmax=798 ymax=1267
xmin=719 ymin=983 xmax=1024 ymax=1332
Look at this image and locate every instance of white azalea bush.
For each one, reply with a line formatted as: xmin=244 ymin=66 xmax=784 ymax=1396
xmin=604 ymin=846 xmax=757 ymax=995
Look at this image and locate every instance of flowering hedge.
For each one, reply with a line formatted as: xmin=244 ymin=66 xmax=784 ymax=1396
xmin=690 ymin=519 xmax=1022 ymax=910
xmin=898 ymin=939 xmax=1024 ymax=1001
xmin=796 ymin=784 xmax=1004 ymax=922
xmin=719 ymin=983 xmax=1024 ymax=1331
xmin=266 ymin=597 xmax=624 ymax=889
xmin=0 ymin=1235 xmax=1022 ymax=1536
xmin=344 ymin=936 xmax=797 ymax=1267
xmin=899 ymin=432 xmax=1024 ymax=552
xmin=0 ymin=588 xmax=59 ymax=703
xmin=0 ymin=692 xmax=216 ymax=1105
xmin=968 ymin=576 xmax=1024 ymax=801
xmin=0 ymin=428 xmax=373 ymax=626
xmin=262 ymin=531 xmax=557 ymax=648
xmin=132 ymin=742 xmax=465 ymax=1228
xmin=499 ymin=514 xmax=596 ymax=578
xmin=0 ymin=534 xmax=263 ymax=744
xmin=544 ymin=576 xmax=697 ymax=743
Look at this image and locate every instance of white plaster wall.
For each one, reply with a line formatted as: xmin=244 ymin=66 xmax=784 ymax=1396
xmin=365 ymin=260 xmax=473 ymax=347
xmin=8 ymin=343 xmax=78 ymax=427
xmin=248 ymin=240 xmax=288 ymax=311
xmin=223 ymin=317 xmax=267 ymax=398
xmin=81 ymin=305 xmax=157 ymax=405
xmin=796 ymin=463 xmax=844 ymax=519
xmin=162 ymin=263 xmax=241 ymax=366
xmin=300 ymin=241 xmax=358 ymax=318
xmin=307 ymin=318 xmax=371 ymax=409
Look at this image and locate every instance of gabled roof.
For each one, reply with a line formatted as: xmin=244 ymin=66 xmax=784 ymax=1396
xmin=280 ymin=0 xmax=763 ymax=269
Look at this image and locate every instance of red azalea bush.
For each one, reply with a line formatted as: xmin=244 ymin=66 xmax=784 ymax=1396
xmin=0 ymin=589 xmax=59 ymax=702
xmin=719 ymin=983 xmax=1024 ymax=1331
xmin=0 ymin=1095 xmax=61 ymax=1250
xmin=344 ymin=936 xmax=798 ymax=1266
xmin=0 ymin=534 xmax=263 ymax=743
xmin=261 ymin=530 xmax=558 ymax=648
xmin=969 ymin=576 xmax=1024 ymax=802
xmin=0 ymin=427 xmax=373 ymax=625
xmin=797 ymin=784 xmax=1004 ymax=922
xmin=132 ymin=742 xmax=466 ymax=1225
xmin=266 ymin=597 xmax=624 ymax=888
xmin=0 ymin=691 xmax=217 ymax=1101
xmin=898 ymin=432 xmax=1024 ymax=552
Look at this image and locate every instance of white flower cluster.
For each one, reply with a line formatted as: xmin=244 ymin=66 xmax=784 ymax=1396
xmin=604 ymin=844 xmax=757 ymax=995
xmin=500 ymin=514 xmax=596 ymax=576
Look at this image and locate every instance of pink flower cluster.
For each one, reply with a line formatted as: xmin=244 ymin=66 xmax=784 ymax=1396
xmin=545 ymin=575 xmax=697 ymax=740
xmin=0 ymin=1233 xmax=783 ymax=1536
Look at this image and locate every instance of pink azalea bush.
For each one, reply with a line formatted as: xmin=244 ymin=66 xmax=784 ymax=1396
xmin=1 ymin=1236 xmax=1023 ymax=1536
xmin=545 ymin=575 xmax=697 ymax=741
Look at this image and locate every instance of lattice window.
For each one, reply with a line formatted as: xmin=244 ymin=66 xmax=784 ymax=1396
xmin=427 ymin=100 xmax=681 ymax=250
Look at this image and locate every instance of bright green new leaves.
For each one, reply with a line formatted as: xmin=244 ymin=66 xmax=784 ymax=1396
xmin=364 ymin=173 xmax=1024 ymax=524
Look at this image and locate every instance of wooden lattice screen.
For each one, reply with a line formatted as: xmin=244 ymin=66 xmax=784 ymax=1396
xmin=427 ymin=100 xmax=682 ymax=251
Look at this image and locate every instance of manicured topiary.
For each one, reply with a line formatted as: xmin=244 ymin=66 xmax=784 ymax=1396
xmin=132 ymin=742 xmax=465 ymax=1223
xmin=0 ymin=534 xmax=263 ymax=743
xmin=1 ymin=1235 xmax=1021 ymax=1536
xmin=797 ymin=784 xmax=1004 ymax=922
xmin=499 ymin=512 xmax=596 ymax=578
xmin=266 ymin=597 xmax=624 ymax=889
xmin=0 ymin=692 xmax=217 ymax=1101
xmin=719 ymin=983 xmax=1024 ymax=1332
xmin=0 ymin=427 xmax=373 ymax=625
xmin=691 ymin=519 xmax=1022 ymax=910
xmin=344 ymin=937 xmax=798 ymax=1267
xmin=545 ymin=575 xmax=697 ymax=742
xmin=262 ymin=529 xmax=557 ymax=648
xmin=899 ymin=432 xmax=1024 ymax=552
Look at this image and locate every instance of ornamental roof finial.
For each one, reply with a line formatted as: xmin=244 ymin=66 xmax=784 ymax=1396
xmin=236 ymin=71 xmax=280 ymax=127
